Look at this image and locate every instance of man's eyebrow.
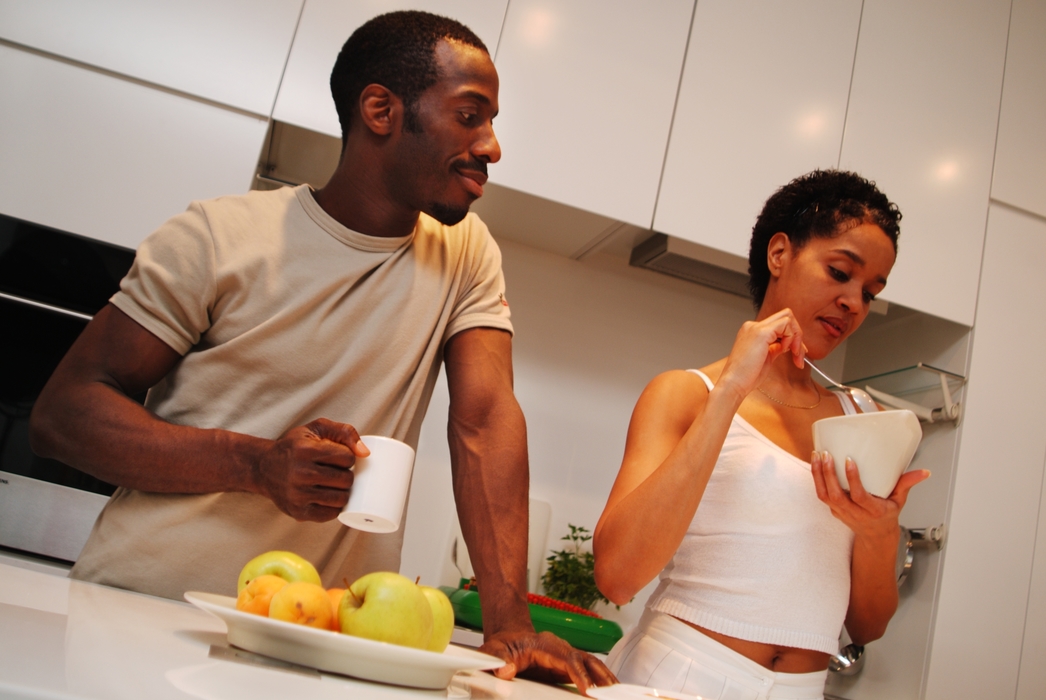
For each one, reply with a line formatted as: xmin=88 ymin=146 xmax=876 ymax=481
xmin=456 ymin=89 xmax=496 ymax=107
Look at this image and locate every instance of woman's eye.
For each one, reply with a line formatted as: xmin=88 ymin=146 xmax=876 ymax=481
xmin=828 ymin=267 xmax=849 ymax=282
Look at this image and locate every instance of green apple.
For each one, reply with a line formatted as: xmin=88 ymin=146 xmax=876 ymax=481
xmin=338 ymin=572 xmax=433 ymax=649
xmin=237 ymin=550 xmax=322 ymax=593
xmin=420 ymin=585 xmax=454 ymax=652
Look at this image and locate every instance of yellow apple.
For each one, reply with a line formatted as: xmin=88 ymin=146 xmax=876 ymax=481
xmin=268 ymin=581 xmax=334 ymax=629
xmin=338 ymin=572 xmax=433 ymax=649
xmin=237 ymin=550 xmax=321 ymax=593
xmin=420 ymin=585 xmax=454 ymax=652
xmin=235 ymin=574 xmax=287 ymax=616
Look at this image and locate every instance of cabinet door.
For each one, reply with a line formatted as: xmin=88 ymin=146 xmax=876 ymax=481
xmin=991 ymin=0 xmax=1046 ymax=219
xmin=839 ymin=0 xmax=1010 ymax=326
xmin=272 ymin=0 xmax=508 ymax=138
xmin=923 ymin=205 xmax=1046 ymax=699
xmin=489 ymin=0 xmax=693 ymax=229
xmin=654 ymin=0 xmax=862 ymax=259
xmin=0 ymin=45 xmax=269 ymax=250
xmin=0 ymin=0 xmax=302 ymax=115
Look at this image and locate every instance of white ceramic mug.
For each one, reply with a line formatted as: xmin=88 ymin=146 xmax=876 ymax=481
xmin=812 ymin=409 xmax=922 ymax=499
xmin=337 ymin=436 xmax=415 ymax=533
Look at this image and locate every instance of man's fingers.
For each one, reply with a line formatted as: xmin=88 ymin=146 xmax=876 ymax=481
xmin=308 ymin=418 xmax=370 ymax=456
xmin=583 ymin=654 xmax=618 ymax=688
xmin=480 ymin=631 xmax=611 ymax=694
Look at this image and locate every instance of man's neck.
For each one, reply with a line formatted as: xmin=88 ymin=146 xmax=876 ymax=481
xmin=313 ymin=156 xmax=420 ymax=238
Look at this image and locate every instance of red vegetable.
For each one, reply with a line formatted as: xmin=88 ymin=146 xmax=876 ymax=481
xmin=462 ymin=578 xmax=602 ymax=618
xmin=527 ymin=593 xmax=601 ymax=618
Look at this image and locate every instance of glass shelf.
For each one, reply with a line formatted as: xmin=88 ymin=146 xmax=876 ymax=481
xmin=846 ymin=363 xmax=966 ymax=399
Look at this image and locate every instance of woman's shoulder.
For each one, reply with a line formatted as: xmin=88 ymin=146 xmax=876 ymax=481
xmin=638 ymin=360 xmax=728 ymax=416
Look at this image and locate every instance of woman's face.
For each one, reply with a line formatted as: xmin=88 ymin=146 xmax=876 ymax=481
xmin=763 ymin=221 xmax=897 ymax=359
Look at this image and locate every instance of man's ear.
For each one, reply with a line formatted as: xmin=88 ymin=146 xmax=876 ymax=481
xmin=766 ymin=232 xmax=792 ymax=278
xmin=357 ymin=83 xmax=402 ymax=136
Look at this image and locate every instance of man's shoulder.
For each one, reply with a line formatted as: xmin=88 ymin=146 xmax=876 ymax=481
xmin=171 ymin=186 xmax=306 ymax=248
xmin=192 ymin=185 xmax=299 ymax=218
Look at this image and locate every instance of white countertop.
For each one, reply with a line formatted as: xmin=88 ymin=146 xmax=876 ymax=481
xmin=0 ymin=553 xmax=581 ymax=700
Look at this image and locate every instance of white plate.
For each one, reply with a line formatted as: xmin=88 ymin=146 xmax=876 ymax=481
xmin=184 ymin=591 xmax=504 ymax=689
xmin=589 ymin=684 xmax=708 ymax=700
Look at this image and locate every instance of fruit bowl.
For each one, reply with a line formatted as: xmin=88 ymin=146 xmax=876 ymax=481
xmin=184 ymin=592 xmax=504 ymax=689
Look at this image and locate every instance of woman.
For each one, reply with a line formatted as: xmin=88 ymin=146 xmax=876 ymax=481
xmin=593 ymin=170 xmax=929 ymax=700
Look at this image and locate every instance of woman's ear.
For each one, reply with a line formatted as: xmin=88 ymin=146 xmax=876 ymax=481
xmin=357 ymin=83 xmax=402 ymax=136
xmin=766 ymin=232 xmax=792 ymax=279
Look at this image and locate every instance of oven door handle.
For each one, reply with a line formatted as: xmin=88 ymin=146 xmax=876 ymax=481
xmin=0 ymin=291 xmax=94 ymax=321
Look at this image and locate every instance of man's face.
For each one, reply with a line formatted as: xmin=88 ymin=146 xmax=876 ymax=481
xmin=388 ymin=40 xmax=501 ymax=226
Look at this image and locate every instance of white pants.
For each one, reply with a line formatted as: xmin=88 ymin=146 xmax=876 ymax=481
xmin=607 ymin=610 xmax=827 ymax=700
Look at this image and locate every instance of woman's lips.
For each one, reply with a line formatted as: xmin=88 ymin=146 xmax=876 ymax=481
xmin=819 ymin=316 xmax=846 ymax=338
xmin=457 ymin=169 xmax=486 ymax=198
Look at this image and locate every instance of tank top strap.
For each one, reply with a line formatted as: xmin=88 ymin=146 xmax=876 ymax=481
xmin=834 ymin=390 xmax=857 ymax=415
xmin=686 ymin=369 xmax=715 ymax=392
xmin=687 ymin=368 xmax=857 ymax=415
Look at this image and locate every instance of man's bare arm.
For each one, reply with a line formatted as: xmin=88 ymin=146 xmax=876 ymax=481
xmin=29 ymin=303 xmax=367 ymax=521
xmin=444 ymin=327 xmax=615 ymax=694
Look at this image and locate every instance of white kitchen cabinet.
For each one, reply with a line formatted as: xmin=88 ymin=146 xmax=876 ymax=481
xmin=0 ymin=0 xmax=302 ymax=115
xmin=1017 ymin=459 xmax=1046 ymax=700
xmin=991 ymin=0 xmax=1046 ymax=219
xmin=923 ymin=205 xmax=1046 ymax=700
xmin=654 ymin=0 xmax=862 ymax=259
xmin=839 ymin=0 xmax=1010 ymax=326
xmin=272 ymin=0 xmax=508 ymax=138
xmin=0 ymin=44 xmax=269 ymax=250
xmin=489 ymin=0 xmax=693 ymax=230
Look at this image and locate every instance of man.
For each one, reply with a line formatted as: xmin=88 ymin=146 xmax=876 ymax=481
xmin=30 ymin=10 xmax=614 ymax=692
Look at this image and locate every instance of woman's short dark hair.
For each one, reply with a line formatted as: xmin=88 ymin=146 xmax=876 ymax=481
xmin=330 ymin=10 xmax=488 ymax=144
xmin=747 ymin=169 xmax=901 ymax=309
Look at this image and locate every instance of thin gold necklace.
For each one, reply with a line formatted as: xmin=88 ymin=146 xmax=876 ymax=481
xmin=757 ymin=383 xmax=823 ymax=410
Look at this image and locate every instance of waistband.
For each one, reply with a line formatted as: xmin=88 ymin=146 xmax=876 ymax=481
xmin=637 ymin=609 xmax=828 ymax=698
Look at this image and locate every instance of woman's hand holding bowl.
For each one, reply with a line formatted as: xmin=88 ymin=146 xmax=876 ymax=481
xmin=811 ymin=451 xmax=930 ymax=542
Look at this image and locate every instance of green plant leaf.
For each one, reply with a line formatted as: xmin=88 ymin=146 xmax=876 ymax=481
xmin=540 ymin=524 xmax=617 ymax=611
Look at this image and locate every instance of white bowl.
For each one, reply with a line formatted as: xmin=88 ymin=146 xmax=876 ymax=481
xmin=812 ymin=409 xmax=922 ymax=498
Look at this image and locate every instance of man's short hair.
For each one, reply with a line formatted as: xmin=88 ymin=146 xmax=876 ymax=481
xmin=330 ymin=10 xmax=488 ymax=141
xmin=747 ymin=169 xmax=902 ymax=310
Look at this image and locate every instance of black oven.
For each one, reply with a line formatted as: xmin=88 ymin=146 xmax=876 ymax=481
xmin=0 ymin=213 xmax=135 ymax=563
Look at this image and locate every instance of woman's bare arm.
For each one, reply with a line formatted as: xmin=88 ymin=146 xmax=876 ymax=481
xmin=594 ymin=310 xmax=809 ymax=604
xmin=811 ymin=452 xmax=930 ymax=643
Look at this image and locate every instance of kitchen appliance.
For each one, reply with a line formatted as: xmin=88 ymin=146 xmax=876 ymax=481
xmin=0 ymin=212 xmax=136 ymax=562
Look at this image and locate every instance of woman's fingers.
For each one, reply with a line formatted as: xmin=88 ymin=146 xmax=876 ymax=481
xmin=889 ymin=469 xmax=931 ymax=509
xmin=762 ymin=309 xmax=806 ymax=367
xmin=811 ymin=451 xmax=829 ymax=501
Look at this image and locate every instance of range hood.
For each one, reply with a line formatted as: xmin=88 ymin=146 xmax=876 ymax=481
xmin=630 ymin=233 xmax=751 ymax=298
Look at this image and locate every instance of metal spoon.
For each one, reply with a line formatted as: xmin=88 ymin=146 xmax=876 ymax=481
xmin=805 ymin=358 xmax=879 ymax=413
xmin=828 ymin=643 xmax=866 ymax=675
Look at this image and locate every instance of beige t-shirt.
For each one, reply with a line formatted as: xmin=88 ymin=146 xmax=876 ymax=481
xmin=70 ymin=185 xmax=513 ymax=600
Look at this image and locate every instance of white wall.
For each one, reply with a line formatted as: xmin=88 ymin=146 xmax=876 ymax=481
xmin=399 ymin=236 xmax=756 ymax=630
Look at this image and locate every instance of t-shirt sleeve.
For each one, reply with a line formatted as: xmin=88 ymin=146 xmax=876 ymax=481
xmin=444 ymin=214 xmax=514 ymax=342
xmin=109 ymin=203 xmax=217 ymax=355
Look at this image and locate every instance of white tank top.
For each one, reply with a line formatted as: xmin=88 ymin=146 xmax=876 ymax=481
xmin=646 ymin=369 xmax=856 ymax=655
